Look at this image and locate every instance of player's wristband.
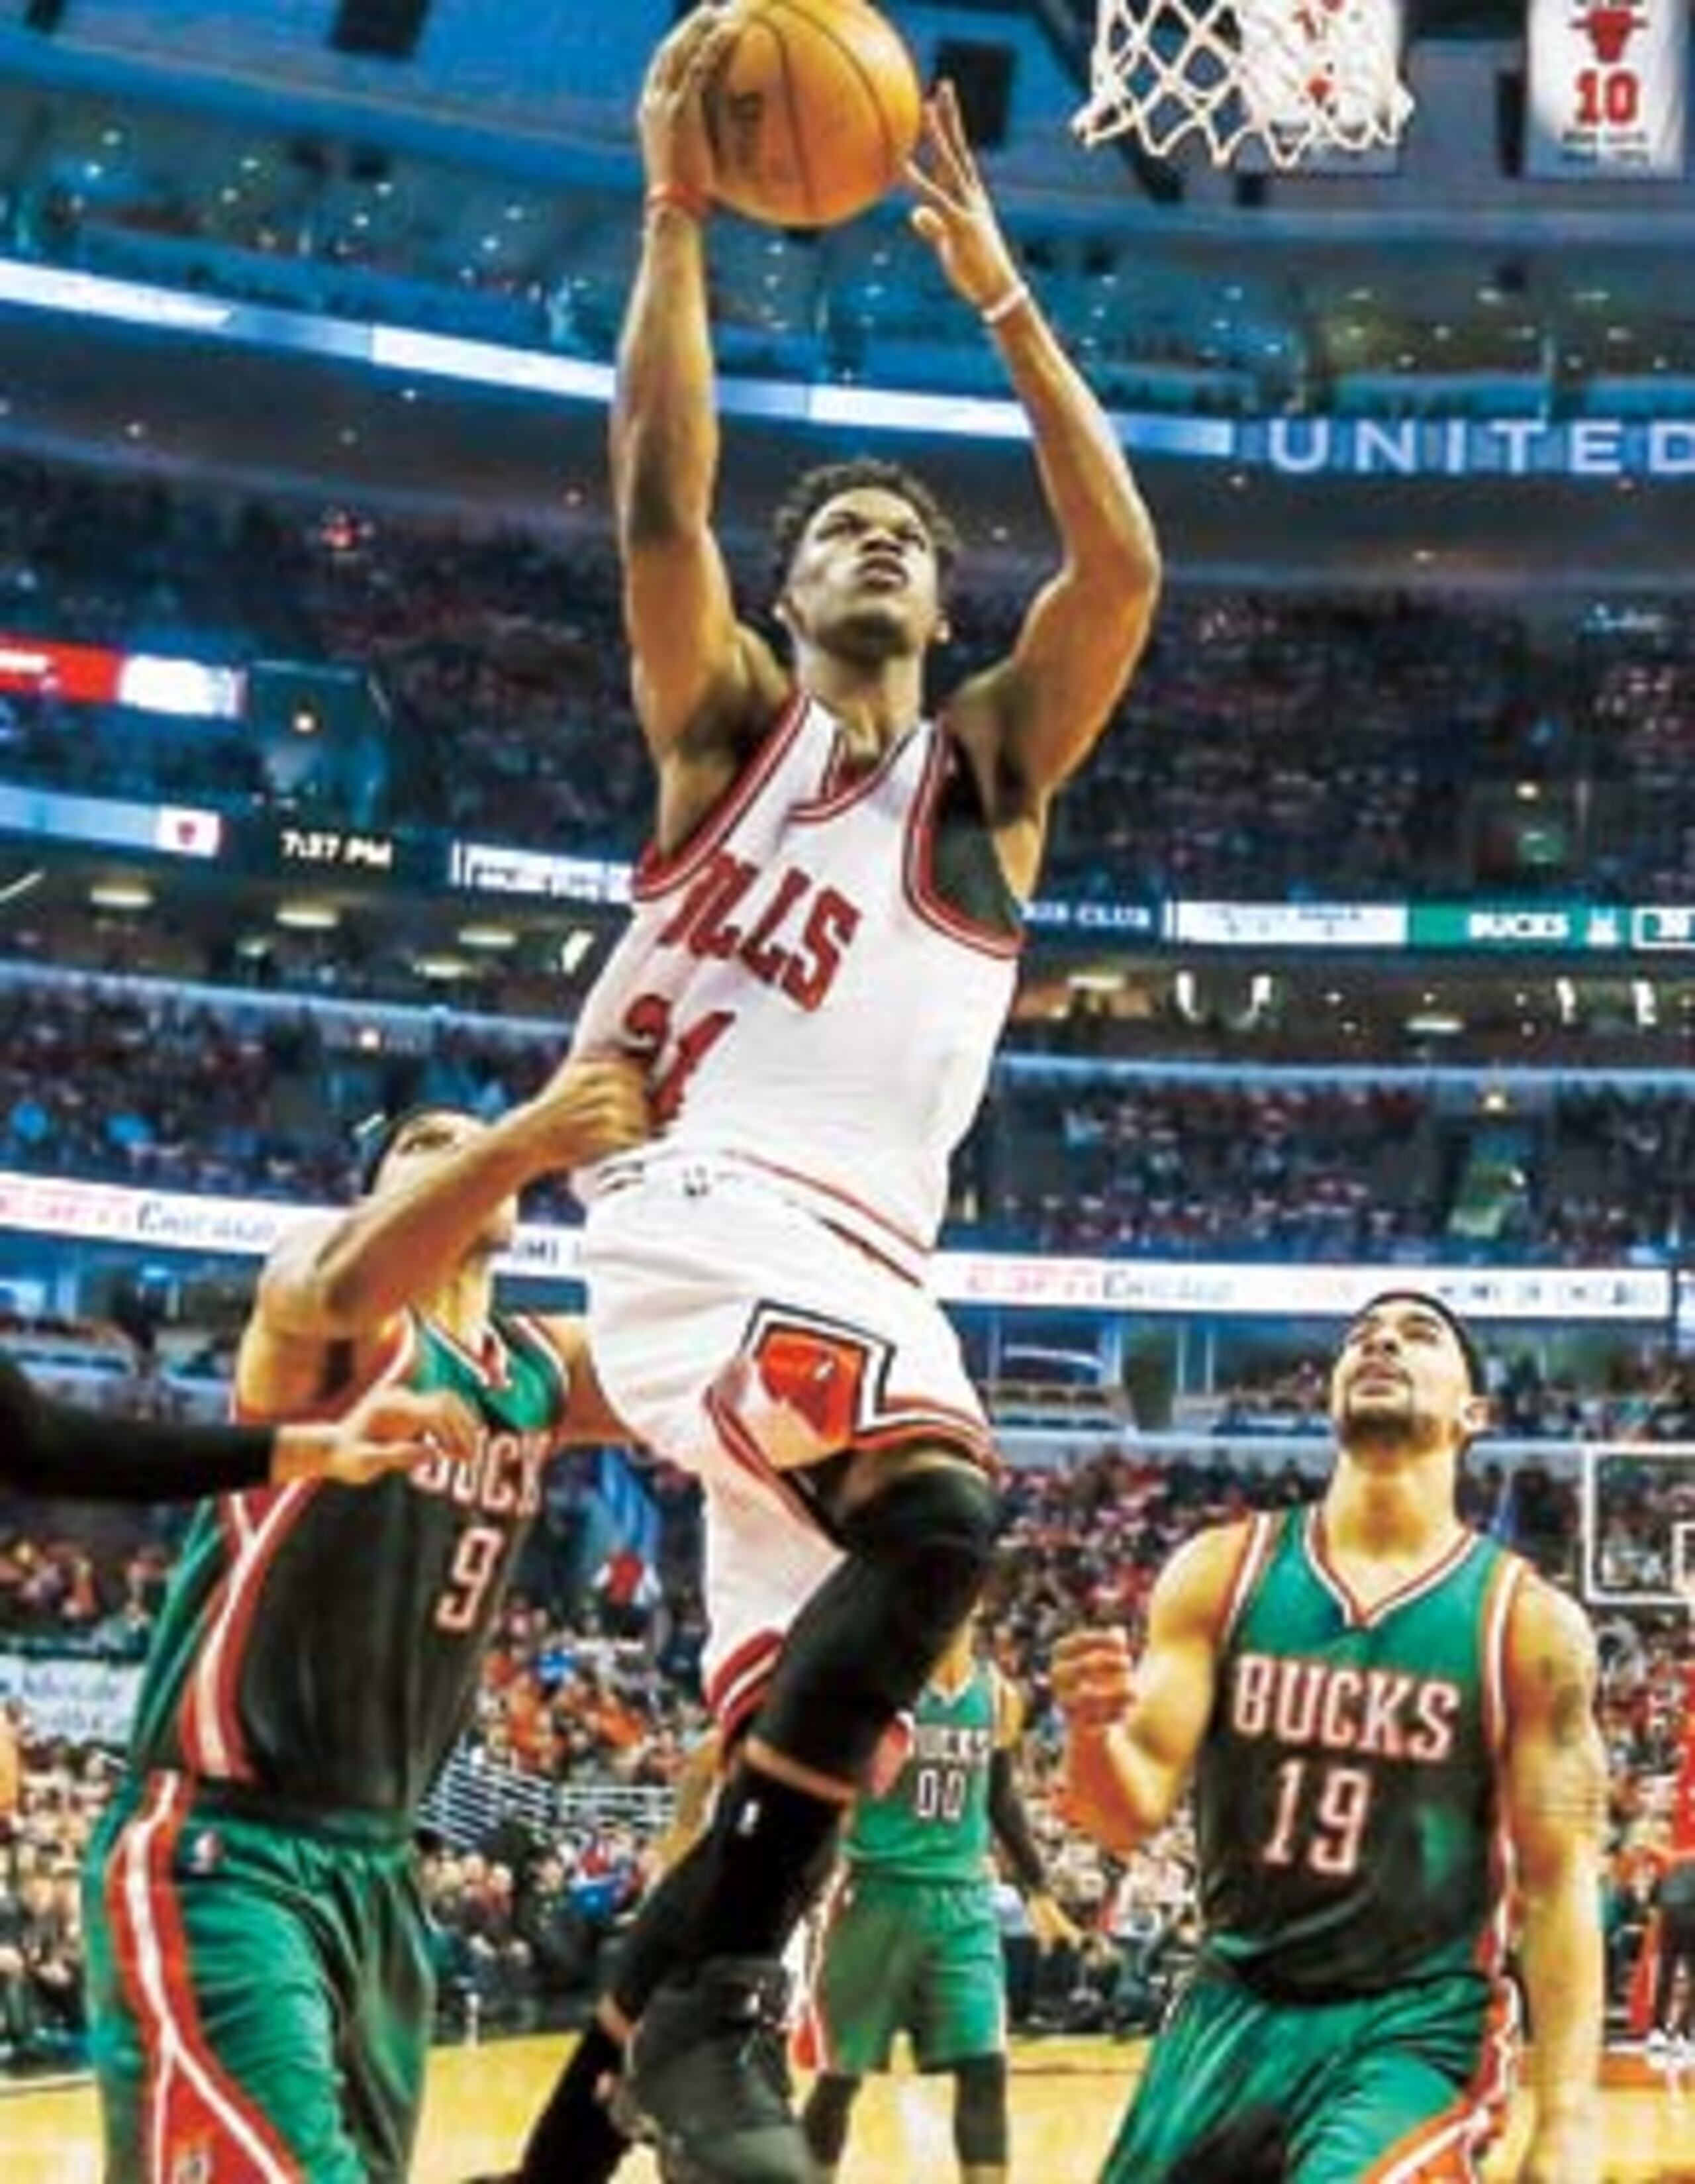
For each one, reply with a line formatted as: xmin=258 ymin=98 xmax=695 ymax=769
xmin=645 ymin=181 xmax=711 ymax=224
xmin=981 ymin=280 xmax=1032 ymax=328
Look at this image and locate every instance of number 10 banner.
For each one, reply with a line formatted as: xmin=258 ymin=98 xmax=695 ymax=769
xmin=1527 ymin=0 xmax=1688 ymax=174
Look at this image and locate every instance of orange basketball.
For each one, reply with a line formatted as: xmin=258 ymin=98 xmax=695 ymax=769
xmin=705 ymin=0 xmax=924 ymax=230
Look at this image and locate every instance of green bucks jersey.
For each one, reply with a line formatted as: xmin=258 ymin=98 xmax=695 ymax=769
xmin=1196 ymin=1507 xmax=1527 ymax=1999
xmin=846 ymin=1658 xmax=999 ymax=1883
xmin=127 ymin=1311 xmax=570 ymax=1818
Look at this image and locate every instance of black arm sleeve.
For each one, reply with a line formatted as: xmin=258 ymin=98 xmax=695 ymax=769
xmin=1 ymin=1352 xmax=276 ymax=1502
xmin=987 ymin=1747 xmax=1047 ymax=1895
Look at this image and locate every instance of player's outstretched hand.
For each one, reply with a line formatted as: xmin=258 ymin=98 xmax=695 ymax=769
xmin=1051 ymin=1626 xmax=1137 ymax=1730
xmin=638 ymin=3 xmax=736 ymax=203
xmin=518 ymin=1055 xmax=654 ymax=1175
xmin=904 ymin=80 xmax=1022 ymax=316
xmin=272 ymin=1386 xmax=479 ymax=1487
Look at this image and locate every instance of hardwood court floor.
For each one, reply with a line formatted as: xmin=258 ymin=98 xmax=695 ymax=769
xmin=3 ymin=2034 xmax=1692 ymax=2180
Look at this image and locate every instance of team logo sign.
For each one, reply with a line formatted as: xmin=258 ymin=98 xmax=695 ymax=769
xmin=1527 ymin=0 xmax=1688 ymax=174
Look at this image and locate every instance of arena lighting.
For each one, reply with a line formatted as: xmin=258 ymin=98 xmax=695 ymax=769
xmin=0 ymin=261 xmax=232 ymax=330
xmin=456 ymin=922 xmax=518 ymax=950
xmin=87 ymin=879 xmax=153 ymax=911
xmin=273 ymin=900 xmax=340 ymax=931
xmin=117 ymin=654 xmax=244 ymax=719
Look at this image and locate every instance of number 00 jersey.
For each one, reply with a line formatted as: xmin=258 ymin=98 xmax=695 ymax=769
xmin=845 ymin=1658 xmax=1001 ymax=1884
xmin=125 ymin=1312 xmax=571 ymax=1819
xmin=571 ymin=698 xmax=1022 ymax=1266
xmin=1197 ymin=1507 xmax=1528 ymax=2000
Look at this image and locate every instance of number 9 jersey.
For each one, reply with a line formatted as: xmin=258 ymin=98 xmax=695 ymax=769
xmin=121 ymin=1309 xmax=572 ymax=1816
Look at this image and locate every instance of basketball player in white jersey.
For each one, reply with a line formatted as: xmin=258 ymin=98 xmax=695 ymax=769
xmin=547 ymin=16 xmax=1161 ymax=2182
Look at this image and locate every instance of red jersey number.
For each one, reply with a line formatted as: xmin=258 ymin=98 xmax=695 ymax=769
xmin=622 ymin=995 xmax=735 ymax=1125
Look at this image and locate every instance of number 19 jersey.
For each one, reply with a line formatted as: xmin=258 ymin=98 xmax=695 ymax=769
xmin=1197 ymin=1507 xmax=1527 ymax=1999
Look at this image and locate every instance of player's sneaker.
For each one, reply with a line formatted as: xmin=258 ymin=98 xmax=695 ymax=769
xmin=626 ymin=1956 xmax=821 ymax=2184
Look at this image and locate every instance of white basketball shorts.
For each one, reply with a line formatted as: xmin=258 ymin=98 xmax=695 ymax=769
xmin=577 ymin=1150 xmax=994 ymax=1724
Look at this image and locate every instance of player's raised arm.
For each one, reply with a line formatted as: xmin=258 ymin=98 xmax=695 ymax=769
xmin=1504 ymin=1575 xmax=1606 ymax=2184
xmin=612 ymin=9 xmax=787 ymax=822
xmin=906 ymin=81 xmax=1160 ymax=836
xmin=250 ymin=1062 xmax=650 ymax=1352
xmin=1053 ymin=1525 xmax=1241 ymax=1855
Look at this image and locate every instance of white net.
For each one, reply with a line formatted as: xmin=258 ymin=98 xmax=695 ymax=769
xmin=1075 ymin=0 xmax=1415 ymax=169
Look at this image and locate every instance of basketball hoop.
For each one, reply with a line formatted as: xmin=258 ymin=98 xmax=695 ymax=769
xmin=1074 ymin=0 xmax=1414 ymax=169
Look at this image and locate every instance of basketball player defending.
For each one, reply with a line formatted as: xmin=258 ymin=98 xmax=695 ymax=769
xmin=1055 ymin=1293 xmax=1605 ymax=2184
xmin=83 ymin=1060 xmax=648 ymax=2183
xmin=799 ymin=1617 xmax=1079 ymax=2184
xmin=563 ymin=13 xmax=1161 ymax=2180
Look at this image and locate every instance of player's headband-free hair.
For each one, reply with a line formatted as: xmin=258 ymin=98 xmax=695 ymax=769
xmin=1347 ymin=1289 xmax=1486 ymax=1397
xmin=354 ymin=1103 xmax=479 ymax=1197
xmin=769 ymin=456 xmax=961 ymax=593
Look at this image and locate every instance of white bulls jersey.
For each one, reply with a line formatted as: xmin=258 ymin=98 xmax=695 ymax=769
xmin=573 ymin=695 xmax=1022 ymax=1264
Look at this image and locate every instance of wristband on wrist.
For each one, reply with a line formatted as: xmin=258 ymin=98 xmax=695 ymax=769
xmin=645 ymin=181 xmax=711 ymax=224
xmin=981 ymin=279 xmax=1032 ymax=328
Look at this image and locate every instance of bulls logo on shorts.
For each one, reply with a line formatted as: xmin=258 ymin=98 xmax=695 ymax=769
xmin=751 ymin=1318 xmax=873 ymax=1452
xmin=712 ymin=1301 xmax=994 ymax=1480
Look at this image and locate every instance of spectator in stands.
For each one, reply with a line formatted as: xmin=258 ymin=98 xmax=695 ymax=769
xmin=3 ymin=442 xmax=1695 ymax=911
xmin=0 ymin=1862 xmax=31 ymax=2058
xmin=516 ymin=1849 xmax=600 ymax=2018
xmin=19 ymin=1861 xmax=83 ymax=2051
xmin=456 ymin=1855 xmax=538 ymax=2032
xmin=1650 ymin=1840 xmax=1695 ymax=2052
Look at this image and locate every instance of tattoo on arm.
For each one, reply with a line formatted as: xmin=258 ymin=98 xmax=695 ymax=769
xmin=1546 ymin=1651 xmax=1592 ymax=1744
xmin=1530 ymin=1639 xmax=1606 ymax=1837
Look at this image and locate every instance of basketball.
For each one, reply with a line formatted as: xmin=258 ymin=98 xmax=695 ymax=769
xmin=705 ymin=0 xmax=924 ymax=230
